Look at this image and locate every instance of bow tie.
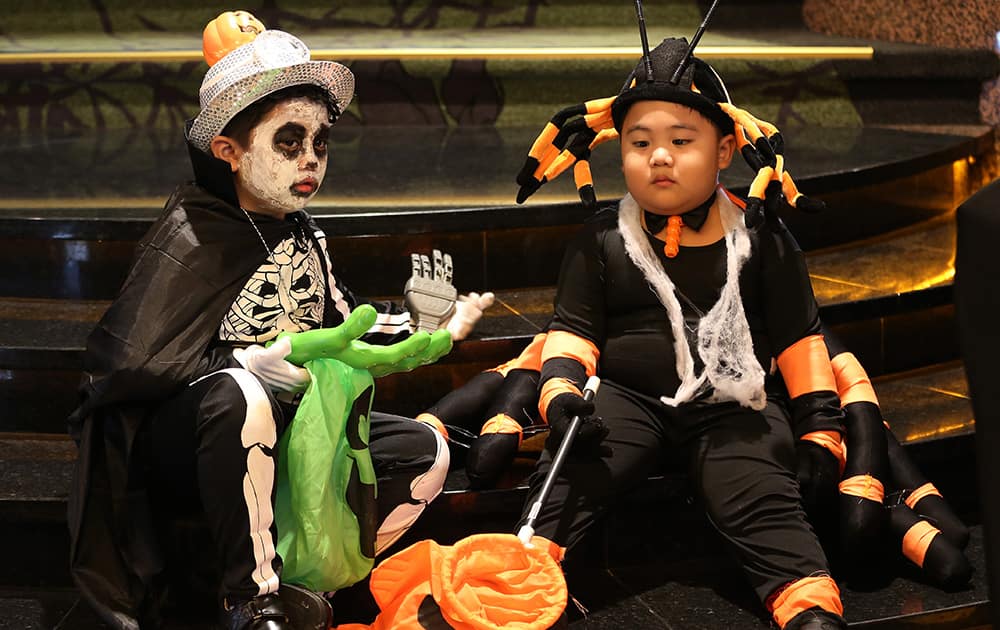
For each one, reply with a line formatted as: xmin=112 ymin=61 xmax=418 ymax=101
xmin=643 ymin=190 xmax=717 ymax=234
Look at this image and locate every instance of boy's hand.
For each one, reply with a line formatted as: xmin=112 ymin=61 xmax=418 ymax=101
xmin=405 ymin=250 xmax=457 ymax=333
xmin=234 ymin=336 xmax=311 ymax=393
xmin=545 ymin=392 xmax=610 ymax=456
xmin=444 ymin=291 xmax=495 ymax=341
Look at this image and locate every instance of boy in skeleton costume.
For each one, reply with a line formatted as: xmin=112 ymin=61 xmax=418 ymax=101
xmin=67 ymin=14 xmax=491 ymax=630
xmin=514 ymin=36 xmax=848 ymax=630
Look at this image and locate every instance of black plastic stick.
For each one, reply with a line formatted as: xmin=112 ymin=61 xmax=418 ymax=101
xmin=670 ymin=0 xmax=722 ymax=84
xmin=517 ymin=376 xmax=601 ymax=546
xmin=634 ymin=0 xmax=654 ymax=83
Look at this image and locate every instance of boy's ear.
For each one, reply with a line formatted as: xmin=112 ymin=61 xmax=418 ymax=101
xmin=717 ymin=133 xmax=737 ymax=170
xmin=210 ymin=135 xmax=243 ymax=173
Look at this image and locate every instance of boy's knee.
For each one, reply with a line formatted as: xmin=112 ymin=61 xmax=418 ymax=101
xmin=197 ymin=368 xmax=280 ymax=448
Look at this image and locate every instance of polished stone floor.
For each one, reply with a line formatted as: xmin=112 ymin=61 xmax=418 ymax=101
xmin=0 ymin=126 xmax=986 ymax=220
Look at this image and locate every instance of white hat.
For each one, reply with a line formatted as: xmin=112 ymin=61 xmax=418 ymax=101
xmin=187 ymin=29 xmax=354 ymax=153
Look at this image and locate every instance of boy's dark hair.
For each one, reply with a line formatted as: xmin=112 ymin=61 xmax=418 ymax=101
xmin=221 ymin=83 xmax=340 ymax=148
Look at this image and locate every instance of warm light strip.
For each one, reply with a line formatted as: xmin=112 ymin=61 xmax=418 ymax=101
xmin=0 ymin=45 xmax=874 ymax=65
xmin=902 ymin=420 xmax=974 ymax=442
xmin=0 ymin=195 xmax=580 ymax=209
xmin=808 ymin=274 xmax=876 ymax=290
xmin=924 ymin=386 xmax=970 ymax=401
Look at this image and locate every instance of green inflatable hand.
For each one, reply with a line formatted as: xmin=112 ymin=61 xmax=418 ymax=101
xmin=274 ymin=305 xmax=454 ymax=376
xmin=277 ymin=304 xmax=378 ymax=365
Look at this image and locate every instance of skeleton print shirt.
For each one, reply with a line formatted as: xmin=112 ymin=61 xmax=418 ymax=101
xmin=219 ymin=214 xmax=412 ymax=345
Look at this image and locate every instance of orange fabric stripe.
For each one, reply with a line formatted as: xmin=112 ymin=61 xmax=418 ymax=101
xmin=748 ymin=166 xmax=776 ymax=199
xmin=490 ymin=333 xmax=547 ymax=376
xmin=542 ymin=149 xmax=576 ymax=181
xmin=532 ymin=145 xmax=560 ymax=180
xmin=905 ymin=483 xmax=943 ymax=509
xmin=722 ymin=186 xmax=747 ymax=209
xmin=480 ymin=414 xmax=524 ymax=438
xmin=830 ymin=352 xmax=878 ymax=407
xmin=769 ymin=575 xmax=843 ymax=628
xmin=539 ymin=378 xmax=581 ymax=424
xmin=781 ymin=170 xmax=804 ymax=205
xmin=584 ymin=107 xmax=614 ymax=131
xmin=415 ymin=413 xmax=449 ymax=440
xmin=802 ymin=430 xmax=846 ymax=473
xmin=584 ymin=95 xmax=617 ymax=114
xmin=528 ymin=122 xmax=559 ymax=160
xmin=902 ymin=520 xmax=939 ymax=567
xmin=590 ymin=128 xmax=619 ymax=149
xmin=574 ymin=160 xmax=594 ymax=189
xmin=838 ymin=474 xmax=885 ymax=502
xmin=777 ymin=334 xmax=837 ymax=399
xmin=541 ymin=330 xmax=600 ymax=377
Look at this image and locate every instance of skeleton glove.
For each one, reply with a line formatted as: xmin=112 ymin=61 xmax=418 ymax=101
xmin=233 ymin=336 xmax=311 ymax=393
xmin=445 ymin=292 xmax=495 ymax=341
xmin=405 ymin=250 xmax=494 ymax=340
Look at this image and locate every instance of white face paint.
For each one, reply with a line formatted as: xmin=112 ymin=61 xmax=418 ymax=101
xmin=236 ymin=97 xmax=330 ymax=215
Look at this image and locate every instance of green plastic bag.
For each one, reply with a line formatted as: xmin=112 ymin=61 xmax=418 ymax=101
xmin=274 ymin=358 xmax=377 ymax=592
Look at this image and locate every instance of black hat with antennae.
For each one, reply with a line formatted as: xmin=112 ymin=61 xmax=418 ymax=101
xmin=611 ymin=0 xmax=733 ymax=135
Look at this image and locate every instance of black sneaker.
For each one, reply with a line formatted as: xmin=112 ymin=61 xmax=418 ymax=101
xmin=785 ymin=608 xmax=848 ymax=630
xmin=221 ymin=592 xmax=291 ymax=630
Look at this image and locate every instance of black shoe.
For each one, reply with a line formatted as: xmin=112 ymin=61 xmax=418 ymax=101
xmin=785 ymin=608 xmax=848 ymax=630
xmin=221 ymin=592 xmax=292 ymax=630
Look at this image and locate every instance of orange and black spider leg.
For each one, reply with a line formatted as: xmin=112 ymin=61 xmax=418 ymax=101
xmin=763 ymin=154 xmax=785 ymax=223
xmin=516 ymin=96 xmax=617 ymax=203
xmin=745 ymin=165 xmax=776 ymax=230
xmin=888 ymin=502 xmax=972 ymax=590
xmin=517 ymin=116 xmax=591 ymax=203
xmin=720 ymin=103 xmax=777 ymax=168
xmin=466 ymin=368 xmax=540 ymax=489
xmin=781 ymin=171 xmax=826 ymax=213
xmin=465 ymin=334 xmax=547 ymax=489
xmin=829 ymin=349 xmax=890 ymax=567
xmin=571 ymin=129 xmax=618 ymax=209
xmin=885 ymin=429 xmax=970 ymax=549
xmin=735 ymin=126 xmax=767 ymax=172
xmin=574 ymin=158 xmax=596 ymax=208
xmin=541 ymin=125 xmax=598 ymax=182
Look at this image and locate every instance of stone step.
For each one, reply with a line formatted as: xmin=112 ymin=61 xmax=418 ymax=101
xmin=0 ymin=361 xmax=982 ymax=629
xmin=0 ymin=124 xmax=991 ymax=305
xmin=0 ymin=211 xmax=966 ymax=432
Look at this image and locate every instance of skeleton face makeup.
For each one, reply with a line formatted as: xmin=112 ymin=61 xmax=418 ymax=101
xmin=236 ymin=97 xmax=331 ymax=216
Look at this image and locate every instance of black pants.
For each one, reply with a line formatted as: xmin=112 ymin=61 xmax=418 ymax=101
xmin=517 ymin=379 xmax=829 ymax=603
xmin=146 ymin=368 xmax=448 ymax=604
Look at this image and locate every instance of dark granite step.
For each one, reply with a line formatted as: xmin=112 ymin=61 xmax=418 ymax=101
xmin=0 ymin=361 xmax=973 ymax=527
xmin=0 ymin=360 xmax=981 ymax=628
xmin=0 ymin=124 xmax=991 ymax=304
xmin=0 ymin=206 xmax=965 ymax=433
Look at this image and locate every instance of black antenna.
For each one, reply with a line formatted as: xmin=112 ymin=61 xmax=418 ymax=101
xmin=634 ymin=0 xmax=654 ymax=83
xmin=670 ymin=0 xmax=722 ymax=84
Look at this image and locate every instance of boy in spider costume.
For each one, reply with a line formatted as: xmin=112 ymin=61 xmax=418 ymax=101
xmin=511 ymin=34 xmax=848 ymax=629
xmin=67 ymin=12 xmax=491 ymax=630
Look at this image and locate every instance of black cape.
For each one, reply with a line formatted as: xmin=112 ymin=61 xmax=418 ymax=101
xmin=67 ymin=146 xmax=315 ymax=628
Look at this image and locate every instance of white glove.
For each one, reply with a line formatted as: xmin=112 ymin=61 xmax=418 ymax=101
xmin=232 ymin=336 xmax=311 ymax=393
xmin=444 ymin=292 xmax=495 ymax=341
